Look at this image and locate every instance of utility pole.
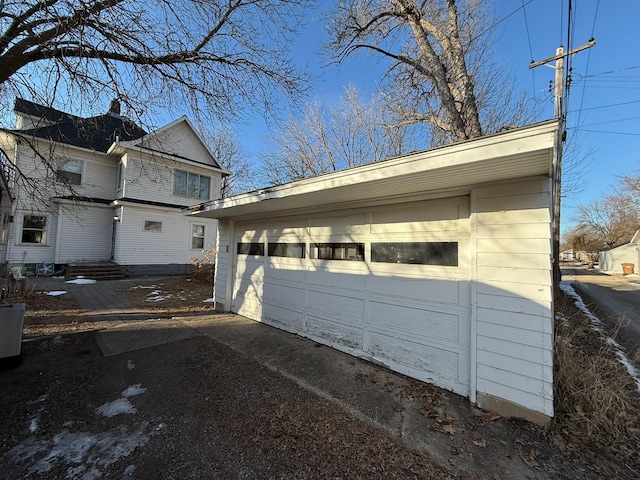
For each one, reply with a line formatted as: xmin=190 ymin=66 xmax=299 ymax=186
xmin=530 ymin=39 xmax=595 ymax=296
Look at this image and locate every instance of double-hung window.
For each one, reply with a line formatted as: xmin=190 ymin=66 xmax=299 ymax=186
xmin=174 ymin=170 xmax=211 ymax=199
xmin=56 ymin=158 xmax=83 ymax=185
xmin=22 ymin=215 xmax=47 ymax=244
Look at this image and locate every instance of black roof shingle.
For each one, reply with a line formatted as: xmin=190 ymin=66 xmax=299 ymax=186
xmin=13 ymin=98 xmax=147 ymax=153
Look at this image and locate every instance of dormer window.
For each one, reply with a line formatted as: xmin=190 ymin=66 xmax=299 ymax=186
xmin=56 ymin=158 xmax=83 ymax=185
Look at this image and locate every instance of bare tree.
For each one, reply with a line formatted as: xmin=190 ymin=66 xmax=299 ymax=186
xmin=575 ymin=194 xmax=640 ymax=250
xmin=0 ymin=0 xmax=312 ymax=126
xmin=262 ymin=84 xmax=421 ymax=184
xmin=203 ymin=128 xmax=257 ymax=197
xmin=326 ymin=0 xmax=536 ymax=145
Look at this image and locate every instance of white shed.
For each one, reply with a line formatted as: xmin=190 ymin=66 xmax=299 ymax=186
xmin=189 ymin=121 xmax=558 ymax=423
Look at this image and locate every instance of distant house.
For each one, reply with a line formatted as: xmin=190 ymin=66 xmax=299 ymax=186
xmin=0 ymin=98 xmax=229 ymax=276
xmin=599 ymin=230 xmax=639 ymax=274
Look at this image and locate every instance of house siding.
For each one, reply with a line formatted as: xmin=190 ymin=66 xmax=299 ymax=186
xmin=113 ymin=205 xmax=217 ymax=266
xmin=121 ymin=154 xmax=221 ymax=205
xmin=472 ymin=178 xmax=554 ymax=417
xmin=55 ymin=204 xmax=113 ymax=262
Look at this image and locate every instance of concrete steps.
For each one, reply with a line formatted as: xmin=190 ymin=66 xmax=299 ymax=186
xmin=65 ymin=262 xmax=126 ymax=281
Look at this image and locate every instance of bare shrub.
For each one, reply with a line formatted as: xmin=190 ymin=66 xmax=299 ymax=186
xmin=189 ymin=246 xmax=216 ymax=285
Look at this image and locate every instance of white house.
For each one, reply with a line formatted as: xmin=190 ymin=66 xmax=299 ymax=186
xmin=599 ymin=230 xmax=639 ymax=274
xmin=0 ymin=98 xmax=228 ymax=276
xmin=188 ymin=120 xmax=559 ymax=424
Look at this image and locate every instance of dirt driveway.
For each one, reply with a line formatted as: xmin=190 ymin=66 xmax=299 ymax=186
xmin=0 ymin=276 xmax=636 ymax=479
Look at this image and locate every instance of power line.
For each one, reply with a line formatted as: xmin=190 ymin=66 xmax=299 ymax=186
xmin=568 ymin=128 xmax=640 ymax=137
xmin=568 ymin=98 xmax=640 ymax=113
xmin=520 ymin=0 xmax=536 ymax=100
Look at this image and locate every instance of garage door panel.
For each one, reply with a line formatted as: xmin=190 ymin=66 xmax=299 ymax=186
xmin=309 ymin=214 xmax=367 ymax=235
xmin=368 ymin=301 xmax=460 ymax=343
xmin=263 ymin=303 xmax=304 ymax=330
xmin=308 ymin=290 xmax=364 ymax=323
xmin=307 ymin=315 xmax=363 ymax=349
xmin=266 ymin=262 xmax=306 ymax=283
xmin=264 ymin=282 xmax=306 ymax=309
xmin=369 ymin=274 xmax=461 ymax=305
xmin=307 ymin=266 xmax=367 ymax=291
xmin=367 ymin=332 xmax=460 ymax=381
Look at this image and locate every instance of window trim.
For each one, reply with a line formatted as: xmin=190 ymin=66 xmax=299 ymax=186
xmin=20 ymin=214 xmax=48 ymax=245
xmin=143 ymin=220 xmax=162 ymax=232
xmin=191 ymin=223 xmax=206 ymax=250
xmin=174 ymin=169 xmax=211 ymax=200
xmin=55 ymin=157 xmax=84 ymax=186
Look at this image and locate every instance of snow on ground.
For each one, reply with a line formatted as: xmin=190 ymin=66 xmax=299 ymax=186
xmin=96 ymin=384 xmax=147 ymax=418
xmin=560 ymin=281 xmax=640 ymax=393
xmin=45 ymin=291 xmax=67 ymax=296
xmin=7 ymin=388 xmax=164 ymax=479
xmin=65 ymin=278 xmax=96 ymax=285
xmin=203 ymin=298 xmax=215 ymax=303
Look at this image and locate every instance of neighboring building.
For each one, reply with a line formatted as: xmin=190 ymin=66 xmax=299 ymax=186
xmin=560 ymin=249 xmax=574 ymax=261
xmin=190 ymin=120 xmax=559 ymax=424
xmin=599 ymin=230 xmax=639 ymax=274
xmin=0 ymin=98 xmax=229 ymax=276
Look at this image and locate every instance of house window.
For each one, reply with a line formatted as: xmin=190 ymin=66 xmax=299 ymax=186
xmin=191 ymin=224 xmax=205 ymax=249
xmin=237 ymin=242 xmax=265 ymax=256
xmin=21 ymin=215 xmax=47 ymax=244
xmin=371 ymin=242 xmax=458 ymax=266
xmin=268 ymin=242 xmax=305 ymax=258
xmin=144 ymin=221 xmax=162 ymax=232
xmin=312 ymin=243 xmax=364 ymax=261
xmin=174 ymin=169 xmax=211 ymax=199
xmin=56 ymin=158 xmax=83 ymax=185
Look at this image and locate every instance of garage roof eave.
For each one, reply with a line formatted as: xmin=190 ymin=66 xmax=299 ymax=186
xmin=190 ymin=120 xmax=558 ymax=220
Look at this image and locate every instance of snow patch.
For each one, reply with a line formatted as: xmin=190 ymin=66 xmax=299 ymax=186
xmin=122 ymin=384 xmax=146 ymax=398
xmin=203 ymin=297 xmax=215 ymax=303
xmin=560 ymin=281 xmax=640 ymax=392
xmin=96 ymin=398 xmax=137 ymax=418
xmin=45 ymin=291 xmax=67 ymax=296
xmin=65 ymin=278 xmax=96 ymax=285
xmin=127 ymin=360 xmax=135 ymax=370
xmin=8 ymin=422 xmax=161 ymax=478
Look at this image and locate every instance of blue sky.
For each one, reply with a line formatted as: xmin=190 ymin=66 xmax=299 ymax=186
xmin=237 ymin=0 xmax=639 ymax=233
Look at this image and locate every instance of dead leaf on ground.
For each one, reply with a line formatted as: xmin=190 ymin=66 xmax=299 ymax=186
xmin=483 ymin=411 xmax=502 ymax=421
xmin=472 ymin=438 xmax=487 ymax=448
xmin=519 ymin=448 xmax=541 ymax=468
xmin=442 ymin=424 xmax=456 ymax=435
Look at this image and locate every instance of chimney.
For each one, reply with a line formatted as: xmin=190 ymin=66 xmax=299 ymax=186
xmin=108 ymin=98 xmax=121 ymax=116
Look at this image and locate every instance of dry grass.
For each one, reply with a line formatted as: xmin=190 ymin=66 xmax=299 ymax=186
xmin=118 ymin=275 xmax=216 ymax=316
xmin=553 ymin=291 xmax=640 ymax=466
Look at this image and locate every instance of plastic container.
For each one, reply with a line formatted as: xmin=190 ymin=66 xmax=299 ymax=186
xmin=622 ymin=263 xmax=635 ymax=275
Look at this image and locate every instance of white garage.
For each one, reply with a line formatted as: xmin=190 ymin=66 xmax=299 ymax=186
xmin=189 ymin=121 xmax=558 ymax=423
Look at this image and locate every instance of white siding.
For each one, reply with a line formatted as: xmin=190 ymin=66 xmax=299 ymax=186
xmin=472 ymin=179 xmax=554 ymax=417
xmin=8 ymin=209 xmax=58 ymax=265
xmin=113 ymin=205 xmax=217 ymax=265
xmin=120 ymin=153 xmax=222 ymax=206
xmin=139 ymin=121 xmax=219 ymax=167
xmin=599 ymin=244 xmax=638 ymax=273
xmin=56 ymin=204 xmax=113 ymax=262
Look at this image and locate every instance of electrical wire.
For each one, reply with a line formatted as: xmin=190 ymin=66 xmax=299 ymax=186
xmin=521 ymin=0 xmax=537 ymax=101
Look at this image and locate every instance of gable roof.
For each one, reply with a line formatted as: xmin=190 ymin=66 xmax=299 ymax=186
xmin=116 ymin=116 xmax=231 ymax=175
xmin=12 ymin=98 xmax=147 ymax=153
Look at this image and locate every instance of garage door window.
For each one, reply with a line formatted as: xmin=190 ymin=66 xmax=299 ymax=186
xmin=238 ymin=242 xmax=265 ymax=256
xmin=312 ymin=243 xmax=364 ymax=261
xmin=268 ymin=243 xmax=305 ymax=258
xmin=371 ymin=242 xmax=458 ymax=266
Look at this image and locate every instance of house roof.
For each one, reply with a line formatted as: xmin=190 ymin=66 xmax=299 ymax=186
xmin=188 ymin=120 xmax=559 ymax=220
xmin=12 ymin=98 xmax=147 ymax=153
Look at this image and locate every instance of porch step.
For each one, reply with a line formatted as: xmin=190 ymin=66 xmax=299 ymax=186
xmin=65 ymin=263 xmax=126 ymax=281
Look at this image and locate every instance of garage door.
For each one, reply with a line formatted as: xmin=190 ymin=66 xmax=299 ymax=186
xmin=231 ymin=196 xmax=471 ymax=396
